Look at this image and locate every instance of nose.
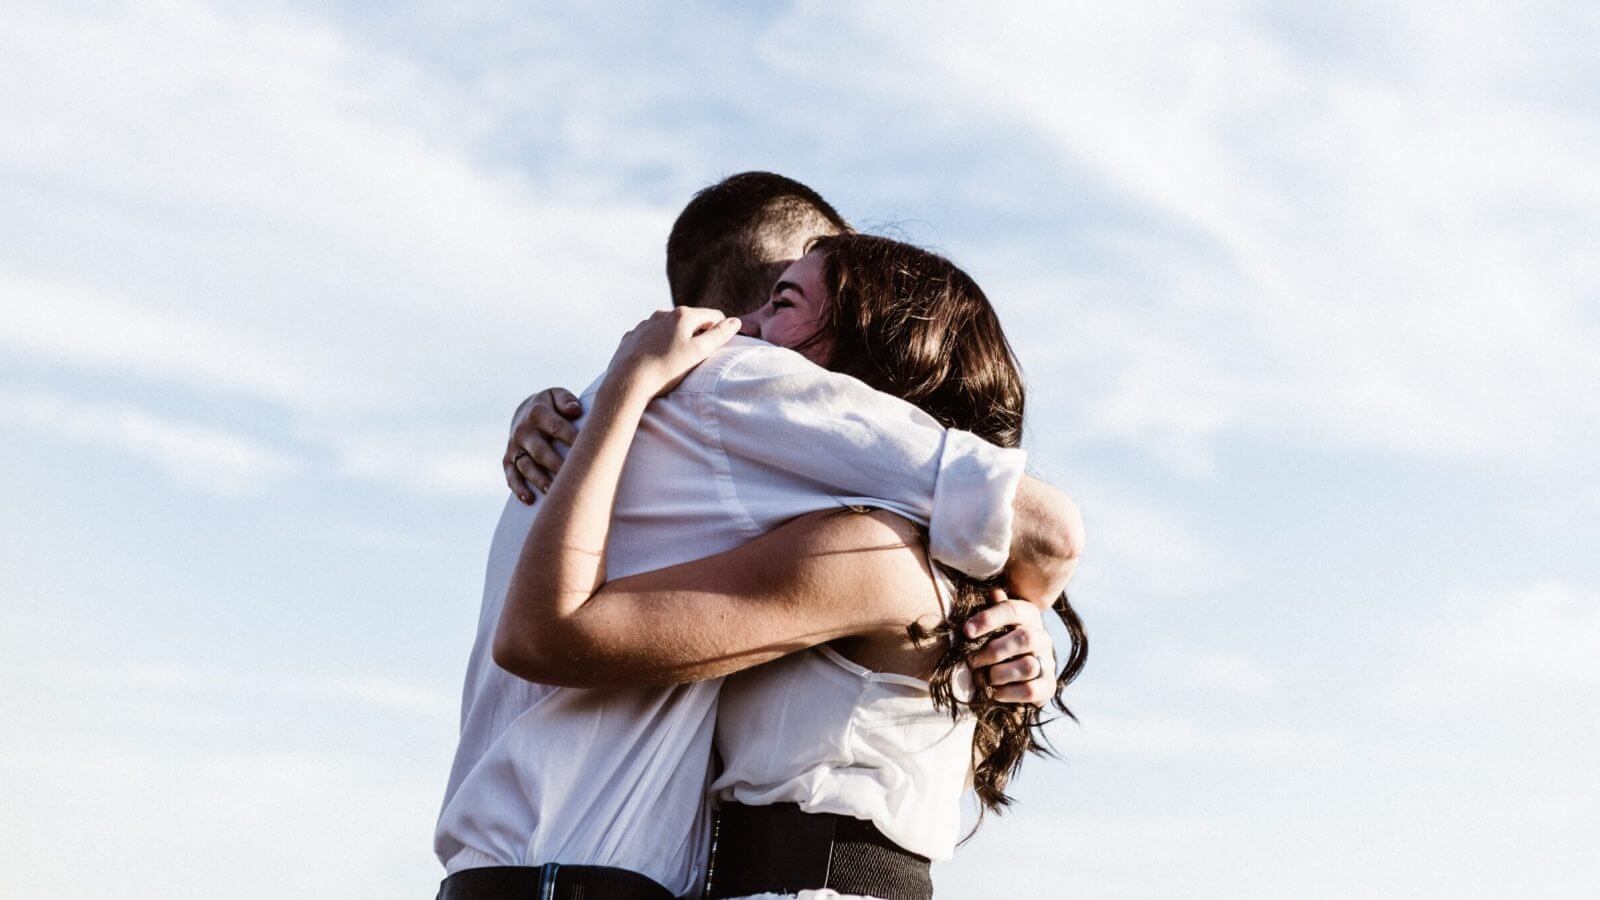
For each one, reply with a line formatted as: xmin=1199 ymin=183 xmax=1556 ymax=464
xmin=737 ymin=312 xmax=762 ymax=338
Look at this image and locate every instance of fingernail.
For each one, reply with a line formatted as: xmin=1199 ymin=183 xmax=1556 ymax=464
xmin=965 ymin=621 xmax=979 ymax=638
xmin=520 ymin=493 xmax=530 ymax=503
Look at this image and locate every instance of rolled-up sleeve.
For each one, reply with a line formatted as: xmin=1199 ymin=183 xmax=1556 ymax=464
xmin=702 ymin=341 xmax=1025 ymax=578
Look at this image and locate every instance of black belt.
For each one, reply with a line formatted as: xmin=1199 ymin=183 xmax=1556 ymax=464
xmin=436 ymin=864 xmax=673 ymax=900
xmin=705 ymin=802 xmax=933 ymax=900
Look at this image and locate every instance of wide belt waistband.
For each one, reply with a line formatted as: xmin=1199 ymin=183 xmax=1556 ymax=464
xmin=436 ymin=863 xmax=674 ymax=900
xmin=705 ymin=802 xmax=933 ymax=900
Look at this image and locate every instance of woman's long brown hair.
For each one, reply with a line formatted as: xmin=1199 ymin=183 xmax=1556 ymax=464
xmin=798 ymin=233 xmax=1088 ymax=821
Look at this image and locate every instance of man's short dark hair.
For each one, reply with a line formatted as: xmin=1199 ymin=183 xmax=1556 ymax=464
xmin=666 ymin=171 xmax=849 ymax=316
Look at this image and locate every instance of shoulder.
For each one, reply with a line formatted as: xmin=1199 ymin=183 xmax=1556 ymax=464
xmin=674 ymin=335 xmax=830 ymax=395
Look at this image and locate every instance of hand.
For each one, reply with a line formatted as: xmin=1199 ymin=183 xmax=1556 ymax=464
xmin=504 ymin=387 xmax=583 ymax=504
xmin=964 ymin=588 xmax=1058 ymax=706
xmin=605 ymin=307 xmax=741 ymax=401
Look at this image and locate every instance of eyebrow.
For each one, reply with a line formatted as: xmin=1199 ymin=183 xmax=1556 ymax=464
xmin=773 ymin=279 xmax=805 ymax=298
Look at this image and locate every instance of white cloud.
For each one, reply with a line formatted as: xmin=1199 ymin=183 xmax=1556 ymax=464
xmin=824 ymin=1 xmax=1600 ymax=471
xmin=1390 ymin=582 xmax=1600 ymax=709
xmin=105 ymin=660 xmax=459 ymax=721
xmin=1066 ymin=709 xmax=1338 ymax=762
xmin=4 ymin=3 xmax=1598 ymax=898
xmin=329 ymin=424 xmax=509 ymax=499
xmin=0 ymin=632 xmax=456 ymax=899
xmin=1063 ymin=480 xmax=1228 ymax=603
xmin=1142 ymin=645 xmax=1277 ymax=697
xmin=0 ymin=386 xmax=302 ymax=495
xmin=0 ymin=273 xmax=350 ymax=408
xmin=0 ymin=0 xmax=671 ymax=421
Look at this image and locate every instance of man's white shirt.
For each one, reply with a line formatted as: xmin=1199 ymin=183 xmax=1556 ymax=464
xmin=434 ymin=336 xmax=1026 ymax=896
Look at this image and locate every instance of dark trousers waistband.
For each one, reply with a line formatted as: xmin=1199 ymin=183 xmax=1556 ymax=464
xmin=705 ymin=802 xmax=933 ymax=900
xmin=436 ymin=864 xmax=673 ymax=900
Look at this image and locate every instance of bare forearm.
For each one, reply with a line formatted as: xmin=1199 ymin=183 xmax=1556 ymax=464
xmin=496 ymin=380 xmax=650 ymax=665
xmin=500 ymin=507 xmax=937 ymax=688
xmin=1004 ymin=476 xmax=1084 ymax=607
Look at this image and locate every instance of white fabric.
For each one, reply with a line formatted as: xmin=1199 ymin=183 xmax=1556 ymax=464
xmin=711 ymin=569 xmax=976 ymax=862
xmin=732 ymin=883 xmax=883 ymax=890
xmin=435 ymin=336 xmax=1025 ymax=896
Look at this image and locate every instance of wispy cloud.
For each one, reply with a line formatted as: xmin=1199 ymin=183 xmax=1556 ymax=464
xmin=0 ymin=387 xmax=302 ymax=494
xmin=1388 ymin=582 xmax=1600 ymax=709
xmin=821 ymin=3 xmax=1600 ymax=471
xmin=3 ymin=2 xmax=1598 ymax=898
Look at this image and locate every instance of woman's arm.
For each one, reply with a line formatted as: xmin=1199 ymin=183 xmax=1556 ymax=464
xmin=489 ymin=307 xmax=945 ymax=688
xmin=492 ymin=307 xmax=742 ymax=669
xmin=492 ymin=307 xmax=1060 ymax=695
xmin=494 ymin=505 xmax=944 ymax=687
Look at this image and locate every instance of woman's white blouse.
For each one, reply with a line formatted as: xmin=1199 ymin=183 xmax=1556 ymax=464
xmin=711 ymin=570 xmax=975 ymax=861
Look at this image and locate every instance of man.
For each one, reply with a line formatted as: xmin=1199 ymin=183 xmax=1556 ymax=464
xmin=436 ymin=173 xmax=1081 ymax=899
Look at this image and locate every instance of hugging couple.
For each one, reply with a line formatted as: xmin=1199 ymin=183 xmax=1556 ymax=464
xmin=434 ymin=172 xmax=1088 ymax=900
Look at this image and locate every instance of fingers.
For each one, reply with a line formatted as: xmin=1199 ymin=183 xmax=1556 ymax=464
xmin=516 ymin=439 xmax=563 ymax=485
xmin=991 ymin=675 xmax=1055 ymax=707
xmin=984 ymin=653 xmax=1044 ymax=687
xmin=548 ymin=387 xmax=582 ymax=419
xmin=966 ymin=589 xmax=1056 ymax=708
xmin=691 ymin=315 xmax=741 ymax=349
xmin=967 ymin=625 xmax=1039 ymax=669
xmin=530 ymin=399 xmax=581 ymax=447
xmin=505 ymin=385 xmax=581 ymax=503
xmin=504 ymin=458 xmax=535 ymax=504
xmin=964 ymin=595 xmax=1043 ymax=640
xmin=512 ymin=452 xmax=549 ymax=493
xmin=670 ymin=306 xmax=739 ymax=336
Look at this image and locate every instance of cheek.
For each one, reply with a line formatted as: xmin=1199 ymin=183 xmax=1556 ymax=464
xmin=763 ymin=313 xmax=800 ymax=345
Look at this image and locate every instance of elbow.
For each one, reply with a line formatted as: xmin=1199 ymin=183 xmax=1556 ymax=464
xmin=1020 ymin=478 xmax=1084 ymax=567
xmin=1051 ymin=494 xmax=1085 ymax=565
xmin=491 ymin=618 xmax=610 ymax=688
xmin=491 ymin=626 xmax=549 ymax=683
xmin=1008 ymin=479 xmax=1084 ymax=604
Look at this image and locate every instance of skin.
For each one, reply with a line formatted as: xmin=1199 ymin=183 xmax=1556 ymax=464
xmin=735 ymin=250 xmax=834 ymax=364
xmin=493 ymin=303 xmax=1072 ymax=702
xmin=497 ymin=230 xmax=1085 ymax=702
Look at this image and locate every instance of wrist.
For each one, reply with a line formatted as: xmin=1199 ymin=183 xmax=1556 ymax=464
xmin=595 ymin=376 xmax=654 ymax=416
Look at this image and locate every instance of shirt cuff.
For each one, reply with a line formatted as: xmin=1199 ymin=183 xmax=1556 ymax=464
xmin=927 ymin=429 xmax=1026 ymax=578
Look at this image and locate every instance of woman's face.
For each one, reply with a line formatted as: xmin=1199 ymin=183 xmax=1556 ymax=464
xmin=738 ymin=250 xmax=833 ymax=365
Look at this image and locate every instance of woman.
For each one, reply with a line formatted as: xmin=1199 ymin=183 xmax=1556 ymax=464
xmin=496 ymin=234 xmax=1086 ymax=898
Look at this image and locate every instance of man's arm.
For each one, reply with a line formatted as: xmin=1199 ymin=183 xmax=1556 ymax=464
xmin=501 ymin=363 xmax=1083 ymax=597
xmin=705 ymin=342 xmax=1022 ymax=577
xmin=503 ymin=388 xmax=582 ymax=502
xmin=1004 ymin=476 xmax=1084 ymax=608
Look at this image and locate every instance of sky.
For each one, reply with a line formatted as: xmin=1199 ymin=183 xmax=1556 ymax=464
xmin=2 ymin=1 xmax=1598 ymax=897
